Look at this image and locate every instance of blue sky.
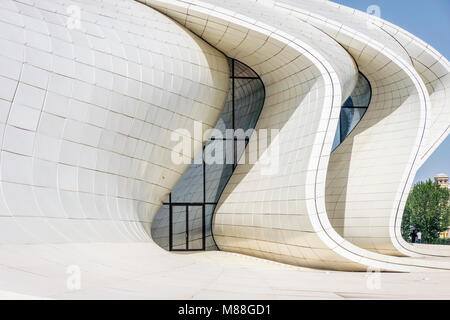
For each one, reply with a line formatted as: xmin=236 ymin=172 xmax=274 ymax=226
xmin=332 ymin=0 xmax=450 ymax=184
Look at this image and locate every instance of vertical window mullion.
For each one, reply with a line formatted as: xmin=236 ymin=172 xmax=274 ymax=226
xmin=169 ymin=193 xmax=173 ymax=251
xmin=232 ymin=59 xmax=235 ymax=131
xmin=202 ymin=145 xmax=206 ymax=250
xmin=202 ymin=204 xmax=205 ymax=250
xmin=186 ymin=205 xmax=189 ymax=250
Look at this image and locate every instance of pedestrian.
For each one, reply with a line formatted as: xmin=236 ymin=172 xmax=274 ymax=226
xmin=417 ymin=231 xmax=422 ymax=244
xmin=411 ymin=229 xmax=417 ymax=243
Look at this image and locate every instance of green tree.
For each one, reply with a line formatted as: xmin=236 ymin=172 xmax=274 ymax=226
xmin=401 ymin=203 xmax=412 ymax=241
xmin=403 ymin=179 xmax=450 ymax=243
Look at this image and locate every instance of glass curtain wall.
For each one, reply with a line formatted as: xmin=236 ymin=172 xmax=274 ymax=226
xmin=151 ymin=58 xmax=265 ymax=251
xmin=332 ymin=72 xmax=372 ymax=151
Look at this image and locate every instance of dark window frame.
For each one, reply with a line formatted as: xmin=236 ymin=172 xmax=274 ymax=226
xmin=333 ymin=72 xmax=372 ymax=151
xmin=163 ymin=58 xmax=265 ymax=251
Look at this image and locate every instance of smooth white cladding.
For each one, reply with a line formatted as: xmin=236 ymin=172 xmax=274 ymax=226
xmin=142 ymin=0 xmax=450 ymax=272
xmin=0 ymin=0 xmax=229 ymax=243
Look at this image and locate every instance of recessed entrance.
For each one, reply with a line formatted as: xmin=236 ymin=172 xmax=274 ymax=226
xmin=151 ymin=58 xmax=265 ymax=252
xmin=169 ymin=203 xmax=205 ymax=251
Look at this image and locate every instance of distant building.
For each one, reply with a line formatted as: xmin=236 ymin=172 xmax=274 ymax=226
xmin=435 ymin=173 xmax=449 ymax=189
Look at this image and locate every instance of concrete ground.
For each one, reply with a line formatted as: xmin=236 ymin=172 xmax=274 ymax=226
xmin=0 ymin=242 xmax=449 ymax=299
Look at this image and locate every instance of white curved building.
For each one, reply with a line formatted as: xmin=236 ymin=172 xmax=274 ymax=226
xmin=0 ymin=0 xmax=449 ymax=298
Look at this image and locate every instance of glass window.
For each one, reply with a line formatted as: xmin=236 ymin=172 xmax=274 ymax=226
xmin=171 ymin=205 xmax=187 ymax=250
xmin=214 ymin=79 xmax=233 ymax=136
xmin=340 ymin=107 xmax=367 ymax=141
xmin=187 ymin=205 xmax=203 ymax=249
xmin=204 ymin=140 xmax=234 ymax=203
xmin=332 ymin=117 xmax=341 ymax=151
xmin=150 ymin=204 xmax=170 ymax=251
xmin=348 ymin=73 xmax=371 ymax=107
xmin=170 ymin=151 xmax=204 ymax=203
xmin=234 ymin=78 xmax=265 ymax=132
xmin=233 ymin=59 xmax=259 ymax=78
xmin=332 ymin=72 xmax=371 ymax=151
xmin=205 ymin=204 xmax=217 ymax=250
xmin=152 ymin=58 xmax=265 ymax=251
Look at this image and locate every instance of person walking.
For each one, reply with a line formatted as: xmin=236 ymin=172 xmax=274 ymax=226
xmin=411 ymin=229 xmax=417 ymax=243
xmin=417 ymin=231 xmax=422 ymax=244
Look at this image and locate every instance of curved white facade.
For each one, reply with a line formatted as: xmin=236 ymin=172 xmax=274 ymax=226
xmin=0 ymin=0 xmax=449 ymax=289
xmin=140 ymin=0 xmax=450 ymax=272
xmin=0 ymin=0 xmax=229 ymax=243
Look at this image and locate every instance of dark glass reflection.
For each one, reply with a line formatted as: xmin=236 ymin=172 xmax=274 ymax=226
xmin=187 ymin=206 xmax=203 ymax=250
xmin=170 ymin=152 xmax=203 ymax=203
xmin=344 ymin=73 xmax=371 ymax=107
xmin=340 ymin=107 xmax=367 ymax=141
xmin=232 ymin=59 xmax=259 ymax=78
xmin=204 ymin=139 xmax=234 ymax=203
xmin=214 ymin=81 xmax=233 ymax=135
xmin=234 ymin=78 xmax=265 ymax=132
xmin=332 ymin=72 xmax=371 ymax=151
xmin=151 ymin=58 xmax=265 ymax=251
xmin=150 ymin=204 xmax=169 ymax=249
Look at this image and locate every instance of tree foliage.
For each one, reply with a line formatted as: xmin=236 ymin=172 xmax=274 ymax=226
xmin=402 ymin=179 xmax=449 ymax=243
